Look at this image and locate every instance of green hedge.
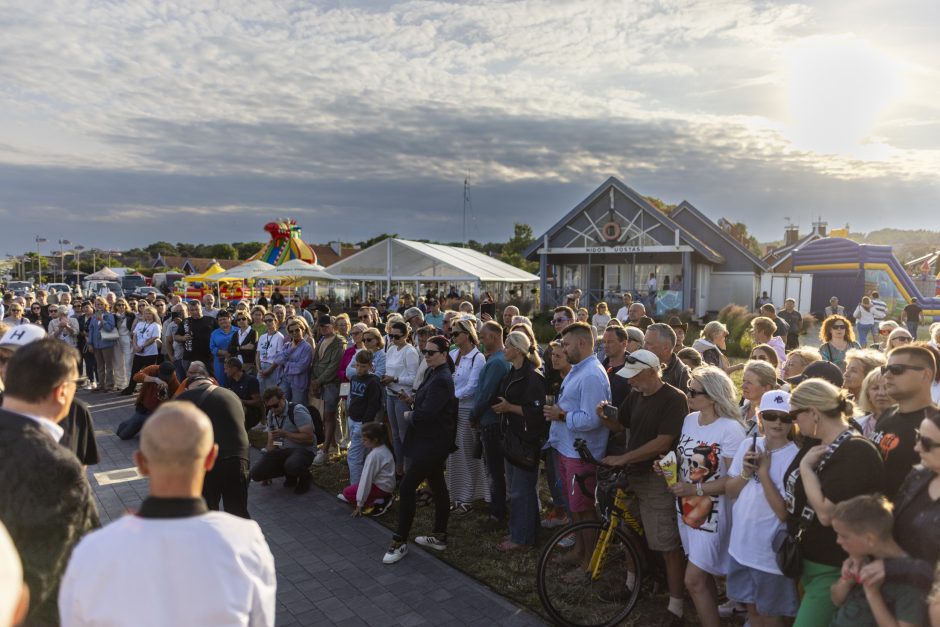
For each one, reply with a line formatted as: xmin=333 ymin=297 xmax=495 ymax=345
xmin=718 ymin=304 xmax=755 ymax=358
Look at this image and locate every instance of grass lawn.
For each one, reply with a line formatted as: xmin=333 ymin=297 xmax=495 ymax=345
xmin=310 ymin=451 xmax=743 ymax=626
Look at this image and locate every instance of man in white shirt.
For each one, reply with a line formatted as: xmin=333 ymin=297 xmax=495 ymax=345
xmin=59 ymin=401 xmax=276 ymax=627
xmin=615 ymin=292 xmax=634 ymax=323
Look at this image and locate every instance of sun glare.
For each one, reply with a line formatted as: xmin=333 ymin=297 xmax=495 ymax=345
xmin=783 ymin=34 xmax=903 ymax=159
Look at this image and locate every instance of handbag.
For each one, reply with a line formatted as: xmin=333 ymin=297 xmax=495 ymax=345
xmin=100 ymin=327 xmax=119 ymax=341
xmin=773 ymin=429 xmax=855 ymax=579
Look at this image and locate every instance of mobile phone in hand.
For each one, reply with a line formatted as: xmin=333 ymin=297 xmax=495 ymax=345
xmin=602 ymin=404 xmax=619 ymax=421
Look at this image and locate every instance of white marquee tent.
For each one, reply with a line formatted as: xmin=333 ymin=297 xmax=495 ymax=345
xmin=326 ymin=238 xmax=539 ymax=299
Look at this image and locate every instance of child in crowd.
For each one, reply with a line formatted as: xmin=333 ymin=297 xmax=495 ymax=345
xmin=345 ymin=350 xmax=383 ymax=484
xmin=829 ymin=494 xmax=927 ymax=627
xmin=338 ymin=422 xmax=395 ymax=516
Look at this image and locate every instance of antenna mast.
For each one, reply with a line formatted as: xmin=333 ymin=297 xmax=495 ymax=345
xmin=463 ymin=176 xmax=471 ymax=246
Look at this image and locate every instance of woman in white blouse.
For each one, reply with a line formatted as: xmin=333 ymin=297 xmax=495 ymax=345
xmin=382 ymin=320 xmax=421 ymax=476
xmin=446 ymin=317 xmax=489 ymax=514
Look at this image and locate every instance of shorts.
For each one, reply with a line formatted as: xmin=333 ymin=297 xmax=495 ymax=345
xmin=726 ymin=555 xmax=799 ymax=618
xmin=557 ymin=454 xmax=596 ymax=513
xmin=321 ymin=382 xmax=340 ymax=414
xmin=627 ymin=472 xmax=681 ymax=552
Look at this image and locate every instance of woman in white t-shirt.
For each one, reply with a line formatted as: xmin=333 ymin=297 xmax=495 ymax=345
xmin=667 ymin=366 xmax=745 ymax=627
xmin=725 ymin=390 xmax=801 ymax=623
xmin=130 ymin=305 xmax=163 ymax=379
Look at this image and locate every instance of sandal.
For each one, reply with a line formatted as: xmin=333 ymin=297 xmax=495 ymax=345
xmin=450 ymin=502 xmax=471 ymax=516
xmin=496 ymin=540 xmax=531 ymax=552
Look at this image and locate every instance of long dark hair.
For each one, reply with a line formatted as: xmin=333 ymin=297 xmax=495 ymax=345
xmin=428 ymin=335 xmax=455 ymax=373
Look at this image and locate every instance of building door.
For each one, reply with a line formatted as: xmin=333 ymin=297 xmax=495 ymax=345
xmin=589 ymin=265 xmax=605 ymax=308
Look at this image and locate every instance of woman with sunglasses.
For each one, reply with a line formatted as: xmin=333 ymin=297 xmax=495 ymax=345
xmin=24 ymin=302 xmax=43 ymax=325
xmin=383 ymin=336 xmax=456 ymax=564
xmin=740 ymin=361 xmax=779 ymax=435
xmin=446 ymin=318 xmax=489 ymax=515
xmin=273 ymin=317 xmax=313 ymax=404
xmin=819 ymin=315 xmax=860 ymax=372
xmin=75 ymin=301 xmax=98 ymax=390
xmin=1 ymin=302 xmax=27 ymax=327
xmin=693 ymin=321 xmax=732 ymax=371
xmin=887 ymin=327 xmax=914 ymax=350
xmin=725 ymin=391 xmax=801 ymax=625
xmin=667 ymin=366 xmax=745 ymax=627
xmin=360 ymin=328 xmax=386 ymax=377
xmin=255 ymin=313 xmax=285 ymax=394
xmin=383 ymin=321 xmax=421 ymax=477
xmin=782 ymin=379 xmax=884 ymax=626
xmin=228 ymin=311 xmax=258 ymax=375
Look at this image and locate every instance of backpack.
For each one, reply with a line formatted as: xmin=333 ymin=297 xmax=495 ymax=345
xmin=287 ymin=401 xmax=323 ymax=447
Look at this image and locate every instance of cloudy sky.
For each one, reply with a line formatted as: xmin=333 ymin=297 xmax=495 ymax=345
xmin=1 ymin=0 xmax=938 ymax=256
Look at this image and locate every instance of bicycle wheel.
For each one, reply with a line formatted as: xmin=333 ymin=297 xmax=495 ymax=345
xmin=536 ymin=521 xmax=643 ymax=627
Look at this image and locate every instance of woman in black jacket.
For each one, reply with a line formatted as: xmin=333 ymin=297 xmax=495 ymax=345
xmin=383 ymin=335 xmax=456 ymax=565
xmin=228 ymin=311 xmax=258 ymax=374
xmin=492 ymin=331 xmax=547 ymax=551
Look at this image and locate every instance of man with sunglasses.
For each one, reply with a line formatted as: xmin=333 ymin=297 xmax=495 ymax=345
xmin=870 ymin=345 xmax=939 ymax=498
xmin=424 ymin=299 xmax=444 ymax=332
xmin=250 ymin=386 xmax=316 ymax=494
xmin=600 ymin=348 xmax=689 ymax=625
xmin=644 ymin=323 xmax=690 ymax=394
xmin=542 ymin=306 xmax=575 ymax=393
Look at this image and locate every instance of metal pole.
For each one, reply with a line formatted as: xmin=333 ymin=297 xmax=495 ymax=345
xmin=35 ymin=237 xmax=43 ymax=285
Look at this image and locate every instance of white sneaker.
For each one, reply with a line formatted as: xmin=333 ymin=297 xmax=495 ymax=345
xmin=415 ymin=535 xmax=447 ymax=552
xmin=557 ymin=533 xmax=576 ymax=548
xmin=718 ymin=599 xmax=747 ymax=618
xmin=312 ymin=450 xmax=327 ymax=466
xmin=383 ymin=540 xmax=408 ymax=564
xmin=336 ymin=493 xmax=349 ymax=503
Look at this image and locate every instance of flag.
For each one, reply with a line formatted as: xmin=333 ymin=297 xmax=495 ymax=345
xmin=59 ymin=239 xmax=71 ymax=245
xmin=35 ymin=237 xmax=47 ymax=243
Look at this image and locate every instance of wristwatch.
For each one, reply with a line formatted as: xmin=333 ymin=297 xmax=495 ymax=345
xmin=695 ymin=482 xmax=704 ymax=497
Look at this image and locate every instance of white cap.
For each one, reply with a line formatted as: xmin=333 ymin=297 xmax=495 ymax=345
xmin=616 ymin=349 xmax=661 ymax=379
xmin=0 ymin=325 xmax=46 ymax=351
xmin=758 ymin=390 xmax=791 ymax=414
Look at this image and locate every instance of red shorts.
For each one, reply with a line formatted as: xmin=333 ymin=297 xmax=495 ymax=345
xmin=558 ymin=455 xmax=597 ymax=513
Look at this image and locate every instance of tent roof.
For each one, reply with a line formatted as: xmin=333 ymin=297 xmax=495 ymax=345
xmin=184 ymin=261 xmax=226 ymax=282
xmin=254 ymin=259 xmax=336 ymax=281
xmin=327 ymin=239 xmax=539 ymax=283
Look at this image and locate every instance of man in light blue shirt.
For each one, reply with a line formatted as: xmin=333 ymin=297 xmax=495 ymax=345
xmin=543 ymin=321 xmax=610 ymax=573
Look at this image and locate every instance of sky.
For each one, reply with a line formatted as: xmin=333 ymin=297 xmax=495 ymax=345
xmin=1 ymin=0 xmax=938 ymax=256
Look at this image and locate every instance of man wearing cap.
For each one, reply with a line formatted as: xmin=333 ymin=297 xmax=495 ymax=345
xmin=667 ymin=316 xmax=687 ymax=353
xmin=543 ymin=322 xmax=610 ymax=574
xmin=872 ymin=320 xmax=900 ymax=352
xmin=645 ymin=323 xmax=691 ymax=394
xmin=59 ymin=402 xmax=276 ymax=626
xmin=310 ymin=315 xmax=344 ymax=465
xmin=0 ymin=338 xmax=99 ymax=625
xmin=599 ymin=349 xmax=689 ymax=625
xmin=786 ymin=360 xmax=844 ymax=388
xmin=116 ymin=361 xmax=180 ymax=440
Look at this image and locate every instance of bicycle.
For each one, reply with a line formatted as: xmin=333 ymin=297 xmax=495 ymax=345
xmin=535 ymin=439 xmax=649 ymax=627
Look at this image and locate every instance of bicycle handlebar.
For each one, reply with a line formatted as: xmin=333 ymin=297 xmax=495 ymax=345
xmin=574 ymin=438 xmax=619 ymax=469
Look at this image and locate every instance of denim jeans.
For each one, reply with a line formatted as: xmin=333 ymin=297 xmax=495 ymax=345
xmin=385 ymin=395 xmax=411 ymax=470
xmin=907 ymin=321 xmax=919 ymax=337
xmin=281 ymin=380 xmax=308 ymax=405
xmin=546 ymin=447 xmax=570 ymax=515
xmin=258 ymin=364 xmax=278 ymax=395
xmin=481 ymin=423 xmax=507 ymax=520
xmin=856 ymin=324 xmax=873 ymax=347
xmin=346 ymin=419 xmax=366 ymax=485
xmin=506 ymin=461 xmax=539 ymax=545
xmin=116 ymin=409 xmax=150 ymax=440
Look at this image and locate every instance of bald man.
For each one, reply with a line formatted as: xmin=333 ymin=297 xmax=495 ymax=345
xmin=59 ymin=402 xmax=276 ymax=627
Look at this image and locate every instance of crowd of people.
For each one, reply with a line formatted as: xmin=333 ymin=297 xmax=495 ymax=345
xmin=3 ymin=280 xmax=940 ymax=626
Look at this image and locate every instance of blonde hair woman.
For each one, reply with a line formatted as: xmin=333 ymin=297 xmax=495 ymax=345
xmin=782 ymin=347 xmax=821 ymax=381
xmin=360 ymin=327 xmax=386 ymax=377
xmin=446 ymin=317 xmax=487 ymax=514
xmin=854 ymin=369 xmax=893 ymax=437
xmin=740 ymin=360 xmax=778 ymax=433
xmin=671 ymin=365 xmax=746 ymax=627
xmin=783 ymin=379 xmax=885 ymax=626
xmin=592 ymin=302 xmax=611 ymax=332
xmin=693 ymin=321 xmax=731 ymax=371
xmin=842 ymin=348 xmax=886 ymax=400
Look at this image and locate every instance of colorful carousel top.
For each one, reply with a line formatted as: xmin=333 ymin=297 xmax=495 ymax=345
xmin=248 ymin=219 xmax=318 ymax=266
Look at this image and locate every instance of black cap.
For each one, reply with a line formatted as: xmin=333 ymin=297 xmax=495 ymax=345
xmin=318 ymin=314 xmax=333 ymax=327
xmin=315 ymin=303 xmax=331 ymax=314
xmin=787 ymin=360 xmax=843 ymax=388
xmin=158 ymin=361 xmax=176 ymax=380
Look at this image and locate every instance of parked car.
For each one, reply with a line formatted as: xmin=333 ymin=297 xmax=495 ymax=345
xmin=85 ymin=280 xmax=124 ymax=298
xmin=121 ymin=274 xmax=147 ymax=294
xmin=45 ymin=282 xmax=73 ymax=295
xmin=132 ymin=286 xmax=162 ymax=298
xmin=6 ymin=281 xmax=33 ymax=297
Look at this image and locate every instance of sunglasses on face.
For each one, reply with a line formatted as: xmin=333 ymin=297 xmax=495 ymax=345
xmin=236 ymin=317 xmax=248 ymax=322
xmin=916 ymin=430 xmax=940 ymax=452
xmin=787 ymin=409 xmax=806 ymax=422
xmin=831 ymin=324 xmax=847 ymax=330
xmin=264 ymin=318 xmax=275 ymax=323
xmin=388 ymin=334 xmax=404 ymax=340
xmin=881 ymin=363 xmax=926 ymax=376
xmin=552 ymin=317 xmax=570 ymax=324
xmin=624 ymin=353 xmax=655 ymax=369
xmin=421 ymin=349 xmax=441 ymax=356
xmin=31 ymin=306 xmax=41 ymax=310
xmin=686 ymin=388 xmax=708 ymax=398
xmin=761 ymin=412 xmax=794 ymax=424
xmin=364 ymin=337 xmax=378 ymax=342
xmin=893 ymin=337 xmax=913 ymax=343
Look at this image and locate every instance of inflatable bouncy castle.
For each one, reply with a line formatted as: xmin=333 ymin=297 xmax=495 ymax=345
xmin=248 ymin=219 xmax=318 ymax=266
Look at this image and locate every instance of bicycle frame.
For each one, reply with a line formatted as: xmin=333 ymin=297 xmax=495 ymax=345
xmin=588 ymin=486 xmax=641 ymax=580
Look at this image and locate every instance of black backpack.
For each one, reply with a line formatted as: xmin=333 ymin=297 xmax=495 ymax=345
xmin=287 ymin=401 xmax=323 ymax=447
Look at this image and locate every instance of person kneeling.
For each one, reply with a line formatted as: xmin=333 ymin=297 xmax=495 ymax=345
xmin=337 ymin=422 xmax=395 ymax=516
xmin=250 ymin=387 xmax=317 ymax=494
xmin=116 ymin=361 xmax=179 ymax=440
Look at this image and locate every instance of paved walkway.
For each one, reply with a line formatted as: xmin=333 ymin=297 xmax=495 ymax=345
xmin=82 ymin=390 xmax=544 ymax=627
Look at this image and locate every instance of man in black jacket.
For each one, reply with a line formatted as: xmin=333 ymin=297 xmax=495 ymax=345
xmin=0 ymin=338 xmax=99 ymax=625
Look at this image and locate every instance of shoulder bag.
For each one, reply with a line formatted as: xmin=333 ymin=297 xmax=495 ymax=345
xmin=772 ymin=429 xmax=854 ymax=578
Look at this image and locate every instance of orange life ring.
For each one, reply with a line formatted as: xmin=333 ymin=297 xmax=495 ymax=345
xmin=601 ymin=221 xmax=621 ymax=241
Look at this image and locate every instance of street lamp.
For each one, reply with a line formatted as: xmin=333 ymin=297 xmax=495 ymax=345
xmin=58 ymin=239 xmax=71 ymax=283
xmin=35 ymin=236 xmax=47 ymax=285
xmin=73 ymin=245 xmax=85 ymax=284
